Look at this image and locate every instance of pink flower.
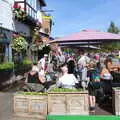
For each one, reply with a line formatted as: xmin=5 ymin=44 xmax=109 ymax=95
xmin=18 ymin=5 xmax=21 ymax=9
xmin=13 ymin=3 xmax=18 ymax=9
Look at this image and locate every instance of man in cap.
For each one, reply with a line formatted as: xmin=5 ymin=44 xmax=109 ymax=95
xmin=38 ymin=54 xmax=48 ymax=73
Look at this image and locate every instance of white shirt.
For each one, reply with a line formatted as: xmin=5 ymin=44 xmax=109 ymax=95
xmin=58 ymin=55 xmax=65 ymax=63
xmin=39 ymin=57 xmax=46 ymax=70
xmin=57 ymin=74 xmax=78 ymax=88
xmin=119 ymin=51 xmax=120 ymax=58
xmin=78 ymin=55 xmax=90 ymax=68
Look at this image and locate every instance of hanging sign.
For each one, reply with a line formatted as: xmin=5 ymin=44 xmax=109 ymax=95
xmin=42 ymin=16 xmax=52 ymax=20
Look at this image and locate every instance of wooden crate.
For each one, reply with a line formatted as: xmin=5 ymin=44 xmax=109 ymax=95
xmin=48 ymin=92 xmax=89 ymax=115
xmin=13 ymin=93 xmax=47 ymax=119
xmin=112 ymin=88 xmax=120 ymax=116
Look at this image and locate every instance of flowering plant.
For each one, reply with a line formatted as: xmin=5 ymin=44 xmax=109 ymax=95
xmin=11 ymin=34 xmax=28 ymax=52
xmin=13 ymin=3 xmax=27 ymax=21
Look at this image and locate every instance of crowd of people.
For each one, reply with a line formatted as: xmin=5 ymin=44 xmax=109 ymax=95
xmin=24 ymin=48 xmax=120 ymax=113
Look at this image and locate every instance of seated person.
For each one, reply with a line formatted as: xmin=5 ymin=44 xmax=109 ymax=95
xmin=25 ymin=63 xmax=44 ymax=92
xmin=100 ymin=58 xmax=113 ymax=97
xmin=100 ymin=58 xmax=113 ymax=80
xmin=56 ymin=64 xmax=78 ymax=89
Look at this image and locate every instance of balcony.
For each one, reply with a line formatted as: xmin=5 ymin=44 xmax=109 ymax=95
xmin=13 ymin=1 xmax=37 ymax=26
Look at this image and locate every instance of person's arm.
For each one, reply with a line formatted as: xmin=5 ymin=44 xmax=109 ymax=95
xmin=38 ymin=71 xmax=46 ymax=83
xmin=108 ymin=64 xmax=119 ymax=72
xmin=56 ymin=78 xmax=62 ymax=87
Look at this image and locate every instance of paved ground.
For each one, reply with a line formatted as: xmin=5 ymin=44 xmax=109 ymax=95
xmin=0 ymin=92 xmax=13 ymax=120
xmin=95 ymin=104 xmax=113 ymax=115
xmin=0 ymin=92 xmax=44 ymax=120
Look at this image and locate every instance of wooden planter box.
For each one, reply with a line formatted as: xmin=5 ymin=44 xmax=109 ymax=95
xmin=48 ymin=91 xmax=89 ymax=115
xmin=112 ymin=88 xmax=120 ymax=116
xmin=13 ymin=93 xmax=47 ymax=119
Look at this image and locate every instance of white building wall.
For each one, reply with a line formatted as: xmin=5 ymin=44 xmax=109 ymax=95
xmin=0 ymin=0 xmax=44 ymax=37
xmin=13 ymin=21 xmax=30 ymax=37
xmin=0 ymin=0 xmax=31 ymax=37
xmin=0 ymin=0 xmax=14 ymax=30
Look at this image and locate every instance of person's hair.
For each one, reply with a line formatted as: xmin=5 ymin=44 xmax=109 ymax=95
xmin=89 ymin=60 xmax=96 ymax=68
xmin=104 ymin=58 xmax=112 ymax=65
xmin=80 ymin=49 xmax=85 ymax=55
xmin=104 ymin=58 xmax=112 ymax=68
xmin=59 ymin=63 xmax=67 ymax=68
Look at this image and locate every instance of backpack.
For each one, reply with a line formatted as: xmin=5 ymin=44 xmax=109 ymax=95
xmin=89 ymin=69 xmax=101 ymax=89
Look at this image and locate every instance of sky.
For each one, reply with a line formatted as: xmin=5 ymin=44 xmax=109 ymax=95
xmin=44 ymin=0 xmax=120 ymax=38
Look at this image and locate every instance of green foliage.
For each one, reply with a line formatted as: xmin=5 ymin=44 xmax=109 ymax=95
xmin=14 ymin=58 xmax=32 ymax=69
xmin=0 ymin=62 xmax=14 ymax=70
xmin=16 ymin=92 xmax=47 ymax=95
xmin=113 ymin=87 xmax=120 ymax=90
xmin=107 ymin=21 xmax=119 ymax=34
xmin=11 ymin=35 xmax=28 ymax=53
xmin=50 ymin=88 xmax=83 ymax=92
xmin=30 ymin=44 xmax=39 ymax=51
xmin=22 ymin=58 xmax=32 ymax=66
xmin=102 ymin=42 xmax=120 ymax=51
xmin=13 ymin=7 xmax=27 ymax=21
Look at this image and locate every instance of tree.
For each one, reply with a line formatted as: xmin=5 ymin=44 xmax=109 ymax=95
xmin=107 ymin=21 xmax=119 ymax=34
xmin=102 ymin=42 xmax=120 ymax=52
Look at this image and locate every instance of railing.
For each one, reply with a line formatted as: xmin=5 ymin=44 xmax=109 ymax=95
xmin=24 ymin=1 xmax=37 ymax=19
xmin=13 ymin=1 xmax=37 ymax=25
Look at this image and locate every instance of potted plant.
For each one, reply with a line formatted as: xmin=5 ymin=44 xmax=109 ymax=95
xmin=0 ymin=62 xmax=14 ymax=88
xmin=14 ymin=58 xmax=32 ymax=76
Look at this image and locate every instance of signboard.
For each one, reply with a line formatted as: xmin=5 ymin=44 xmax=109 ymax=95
xmin=42 ymin=16 xmax=52 ymax=20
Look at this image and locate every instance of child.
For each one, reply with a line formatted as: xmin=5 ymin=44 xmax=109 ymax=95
xmin=88 ymin=60 xmax=100 ymax=113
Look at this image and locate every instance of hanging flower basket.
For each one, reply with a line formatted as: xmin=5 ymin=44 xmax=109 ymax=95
xmin=13 ymin=3 xmax=27 ymax=21
xmin=11 ymin=34 xmax=28 ymax=53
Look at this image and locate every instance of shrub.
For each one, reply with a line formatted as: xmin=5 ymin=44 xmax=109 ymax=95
xmin=16 ymin=92 xmax=47 ymax=95
xmin=50 ymin=88 xmax=83 ymax=92
xmin=14 ymin=58 xmax=32 ymax=70
xmin=23 ymin=58 xmax=32 ymax=66
xmin=0 ymin=62 xmax=14 ymax=70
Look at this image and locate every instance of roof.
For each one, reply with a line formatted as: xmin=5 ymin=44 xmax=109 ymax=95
xmin=39 ymin=0 xmax=46 ymax=7
xmin=52 ymin=29 xmax=120 ymax=43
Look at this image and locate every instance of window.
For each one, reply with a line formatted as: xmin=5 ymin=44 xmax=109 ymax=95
xmin=44 ymin=28 xmax=49 ymax=34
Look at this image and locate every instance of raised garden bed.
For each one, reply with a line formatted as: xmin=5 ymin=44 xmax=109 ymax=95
xmin=13 ymin=92 xmax=47 ymax=119
xmin=48 ymin=88 xmax=89 ymax=115
xmin=112 ymin=87 xmax=120 ymax=115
